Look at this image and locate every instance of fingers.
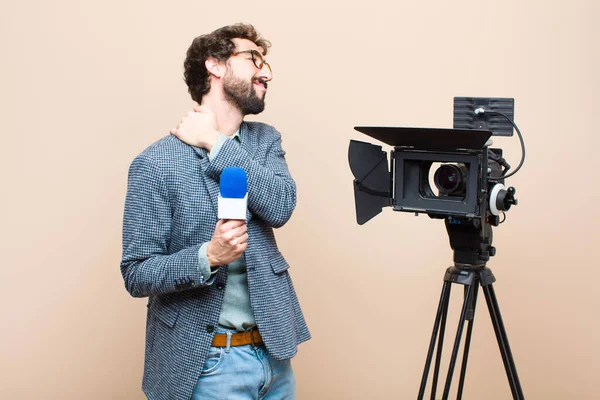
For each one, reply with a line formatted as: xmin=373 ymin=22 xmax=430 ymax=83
xmin=208 ymin=220 xmax=248 ymax=265
xmin=170 ymin=128 xmax=186 ymax=137
xmin=233 ymin=223 xmax=248 ymax=235
xmin=170 ymin=119 xmax=183 ymax=135
xmin=217 ymin=220 xmax=248 ymax=248
xmin=236 ymin=242 xmax=248 ymax=253
xmin=194 ymin=105 xmax=212 ymax=114
xmin=221 ymin=225 xmax=247 ymax=242
xmin=232 ymin=232 xmax=249 ymax=246
xmin=171 ymin=107 xmax=218 ymax=142
xmin=171 ymin=113 xmax=192 ymax=135
xmin=229 ymin=224 xmax=247 ymax=242
xmin=216 ymin=219 xmax=246 ymax=238
xmin=219 ymin=219 xmax=245 ymax=232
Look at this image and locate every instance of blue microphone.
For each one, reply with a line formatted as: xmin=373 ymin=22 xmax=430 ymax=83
xmin=218 ymin=167 xmax=248 ymax=220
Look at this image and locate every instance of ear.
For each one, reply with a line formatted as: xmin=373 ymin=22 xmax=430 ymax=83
xmin=205 ymin=57 xmax=225 ymax=78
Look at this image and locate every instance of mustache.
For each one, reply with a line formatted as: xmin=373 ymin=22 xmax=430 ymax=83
xmin=254 ymin=77 xmax=268 ymax=89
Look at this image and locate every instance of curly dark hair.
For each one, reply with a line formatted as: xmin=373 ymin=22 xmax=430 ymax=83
xmin=184 ymin=23 xmax=271 ymax=104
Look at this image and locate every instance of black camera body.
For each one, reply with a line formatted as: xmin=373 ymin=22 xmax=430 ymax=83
xmin=349 ymin=127 xmax=501 ymax=220
xmin=393 ymin=129 xmax=491 ymax=218
xmin=349 ymin=97 xmax=518 ymax=266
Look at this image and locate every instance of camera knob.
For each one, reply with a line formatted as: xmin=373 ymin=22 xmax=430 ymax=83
xmin=504 ymin=187 xmax=518 ymax=208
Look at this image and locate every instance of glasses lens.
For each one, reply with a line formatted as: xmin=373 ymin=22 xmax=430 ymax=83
xmin=249 ymin=51 xmax=263 ymax=69
xmin=251 ymin=51 xmax=271 ymax=71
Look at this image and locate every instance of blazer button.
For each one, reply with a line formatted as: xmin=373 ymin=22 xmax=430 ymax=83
xmin=216 ymin=282 xmax=224 ymax=290
xmin=206 ymin=324 xmax=215 ymax=333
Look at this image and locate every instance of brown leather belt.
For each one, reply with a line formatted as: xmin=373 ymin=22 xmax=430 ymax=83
xmin=211 ymin=330 xmax=263 ymax=347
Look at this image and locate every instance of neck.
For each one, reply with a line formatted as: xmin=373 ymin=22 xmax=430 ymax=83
xmin=201 ymin=91 xmax=244 ymax=136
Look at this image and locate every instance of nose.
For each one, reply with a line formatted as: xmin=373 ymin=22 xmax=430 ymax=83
xmin=257 ymin=63 xmax=272 ymax=82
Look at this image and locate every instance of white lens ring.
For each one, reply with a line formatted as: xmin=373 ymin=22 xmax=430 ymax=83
xmin=489 ymin=183 xmax=506 ymax=216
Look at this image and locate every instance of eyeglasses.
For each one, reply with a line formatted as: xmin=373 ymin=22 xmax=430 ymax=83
xmin=232 ymin=49 xmax=272 ymax=72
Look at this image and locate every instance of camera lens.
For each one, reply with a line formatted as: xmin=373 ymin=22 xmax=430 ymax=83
xmin=434 ymin=164 xmax=467 ymax=195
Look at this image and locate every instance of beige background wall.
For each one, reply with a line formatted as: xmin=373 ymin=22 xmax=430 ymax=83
xmin=1 ymin=0 xmax=598 ymax=399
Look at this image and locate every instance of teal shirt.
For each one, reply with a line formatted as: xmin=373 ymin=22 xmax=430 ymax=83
xmin=198 ymin=129 xmax=256 ymax=332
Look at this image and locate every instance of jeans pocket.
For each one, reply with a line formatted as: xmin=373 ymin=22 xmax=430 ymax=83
xmin=200 ymin=347 xmax=224 ymax=376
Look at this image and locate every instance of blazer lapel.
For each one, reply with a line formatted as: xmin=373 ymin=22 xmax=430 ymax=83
xmin=192 ymin=146 xmax=220 ymax=217
xmin=239 ymin=121 xmax=255 ymax=156
xmin=239 ymin=123 xmax=254 ymax=223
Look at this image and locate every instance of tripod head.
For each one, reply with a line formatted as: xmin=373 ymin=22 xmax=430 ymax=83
xmin=434 ymin=175 xmax=517 ymax=267
xmin=443 ymin=216 xmax=497 ymax=267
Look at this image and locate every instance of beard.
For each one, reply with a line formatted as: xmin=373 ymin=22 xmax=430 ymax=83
xmin=222 ymin=70 xmax=266 ymax=115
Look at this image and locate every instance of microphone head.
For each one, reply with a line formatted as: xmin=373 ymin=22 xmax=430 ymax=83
xmin=220 ymin=167 xmax=248 ymax=199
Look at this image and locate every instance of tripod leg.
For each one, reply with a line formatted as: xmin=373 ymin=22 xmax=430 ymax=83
xmin=418 ymin=281 xmax=452 ymax=400
xmin=456 ymin=280 xmax=480 ymax=399
xmin=441 ymin=284 xmax=474 ymax=400
xmin=482 ymin=284 xmax=525 ymax=400
xmin=430 ymin=283 xmax=451 ymax=400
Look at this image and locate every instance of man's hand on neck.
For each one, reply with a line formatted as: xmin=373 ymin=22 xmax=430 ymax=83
xmin=170 ymin=94 xmax=246 ymax=150
xmin=170 ymin=106 xmax=222 ymax=151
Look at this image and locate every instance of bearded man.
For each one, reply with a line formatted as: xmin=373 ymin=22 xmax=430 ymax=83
xmin=120 ymin=23 xmax=310 ymax=400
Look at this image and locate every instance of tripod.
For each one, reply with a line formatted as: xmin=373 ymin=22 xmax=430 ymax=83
xmin=417 ymin=218 xmax=525 ymax=400
xmin=416 ymin=264 xmax=524 ymax=400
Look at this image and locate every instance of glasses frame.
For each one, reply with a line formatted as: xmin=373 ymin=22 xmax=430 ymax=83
xmin=232 ymin=49 xmax=272 ymax=72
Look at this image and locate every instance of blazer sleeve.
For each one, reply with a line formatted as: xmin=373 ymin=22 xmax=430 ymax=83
xmin=120 ymin=153 xmax=214 ymax=298
xmin=205 ymin=130 xmax=296 ymax=228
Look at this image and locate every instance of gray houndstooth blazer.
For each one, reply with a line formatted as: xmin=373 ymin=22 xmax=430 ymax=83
xmin=120 ymin=121 xmax=310 ymax=400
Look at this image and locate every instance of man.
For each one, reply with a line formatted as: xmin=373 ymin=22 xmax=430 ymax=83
xmin=121 ymin=23 xmax=310 ymax=400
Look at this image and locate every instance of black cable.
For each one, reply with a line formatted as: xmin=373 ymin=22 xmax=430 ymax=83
xmin=477 ymin=110 xmax=526 ymax=180
xmin=499 ymin=212 xmax=507 ymax=224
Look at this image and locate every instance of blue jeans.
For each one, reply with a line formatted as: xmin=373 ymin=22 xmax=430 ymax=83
xmin=191 ymin=326 xmax=296 ymax=400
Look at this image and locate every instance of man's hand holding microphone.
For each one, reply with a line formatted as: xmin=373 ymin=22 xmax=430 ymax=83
xmin=207 ymin=220 xmax=247 ymax=268
xmin=208 ymin=166 xmax=249 ymax=269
